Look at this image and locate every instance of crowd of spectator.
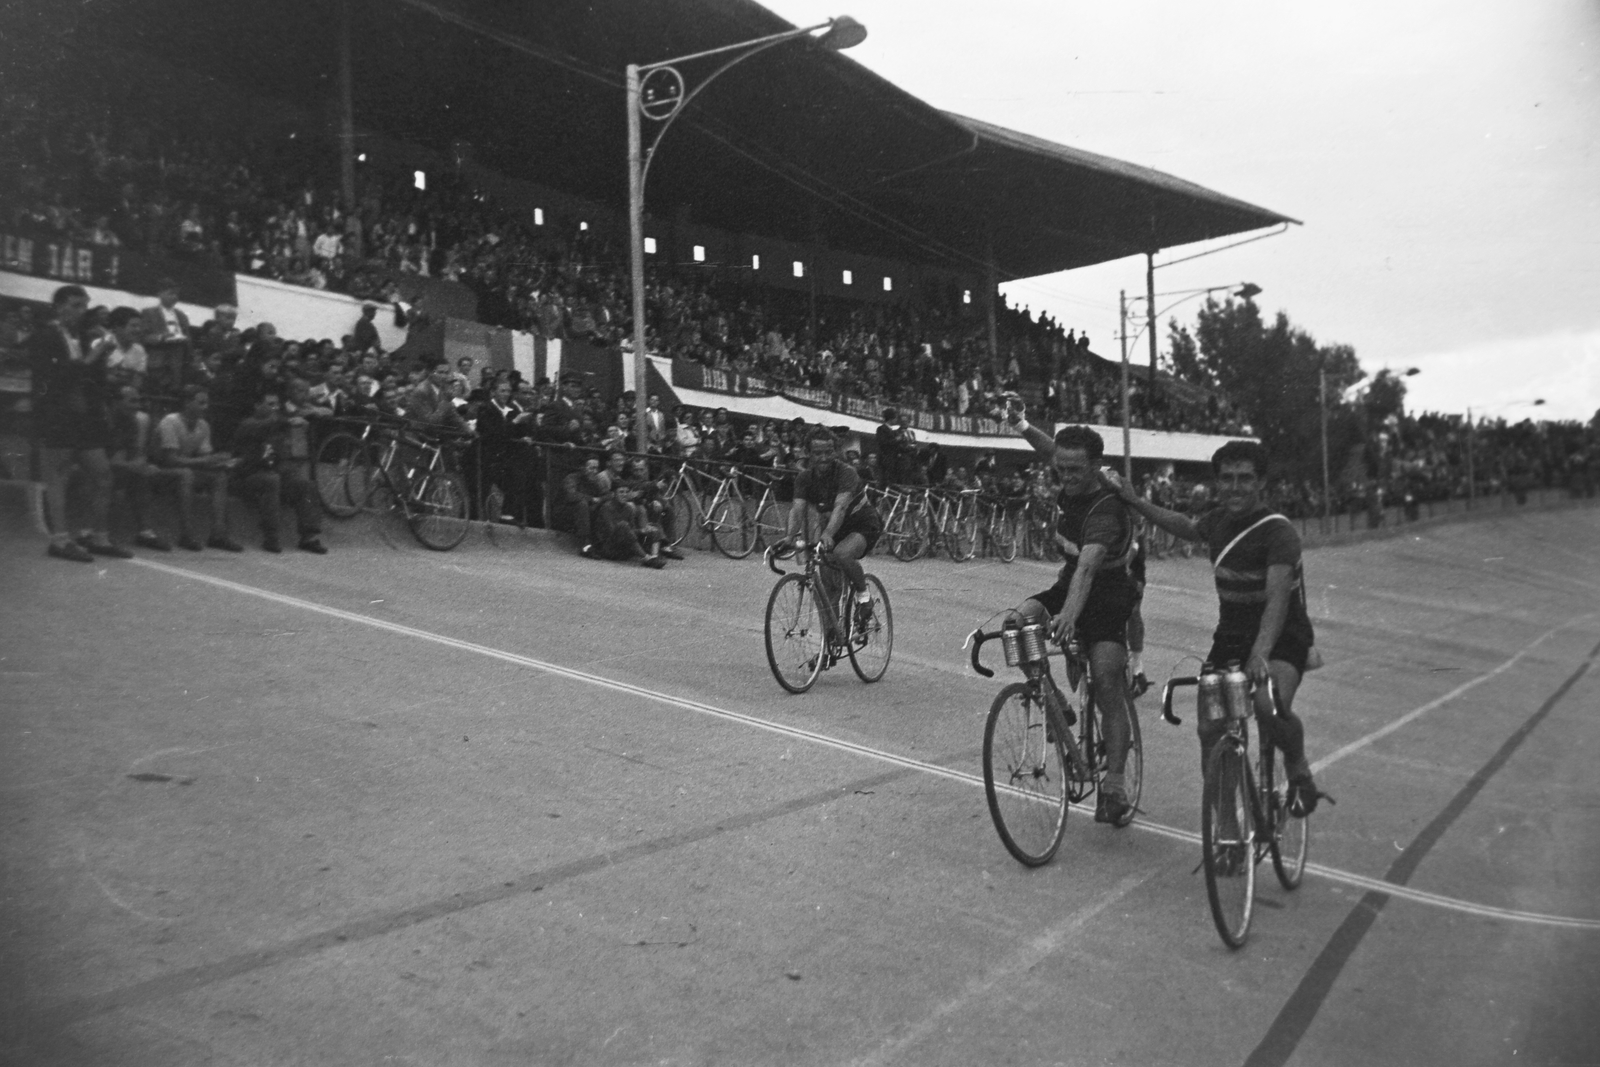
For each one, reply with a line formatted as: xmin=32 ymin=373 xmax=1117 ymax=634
xmin=2 ymin=81 xmax=1247 ymax=437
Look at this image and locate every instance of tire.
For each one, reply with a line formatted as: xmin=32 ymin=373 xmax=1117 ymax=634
xmin=1202 ymin=739 xmax=1257 ymax=949
xmin=765 ymin=575 xmax=825 ymax=693
xmin=994 ymin=510 xmax=1019 ymax=563
xmin=1113 ymin=701 xmax=1143 ymax=828
xmin=665 ymin=491 xmax=697 ymax=549
xmin=948 ymin=510 xmax=978 ymax=562
xmin=846 ymin=574 xmax=893 ymax=683
xmin=312 ymin=432 xmax=363 ymax=518
xmin=983 ymin=682 xmax=1070 ymax=867
xmin=754 ymin=497 xmax=786 ymax=549
xmin=408 ymin=472 xmax=470 ymax=551
xmin=709 ymin=492 xmax=755 ymax=559
xmin=1269 ymin=745 xmax=1310 ymax=889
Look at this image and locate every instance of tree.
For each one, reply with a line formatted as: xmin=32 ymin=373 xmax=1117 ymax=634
xmin=1163 ymin=319 xmax=1213 ymax=389
xmin=1185 ymin=296 xmax=1364 ymax=483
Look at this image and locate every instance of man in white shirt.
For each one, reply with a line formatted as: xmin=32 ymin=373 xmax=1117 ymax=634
xmin=104 ymin=307 xmax=149 ymax=380
xmin=152 ymin=387 xmax=241 ymax=551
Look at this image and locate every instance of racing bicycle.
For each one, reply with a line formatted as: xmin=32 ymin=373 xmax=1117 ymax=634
xmin=763 ymin=541 xmax=892 ymax=693
xmin=968 ymin=618 xmax=1144 ymax=866
xmin=1160 ymin=668 xmax=1310 ymax=948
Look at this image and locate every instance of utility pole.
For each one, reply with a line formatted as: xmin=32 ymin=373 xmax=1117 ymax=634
xmin=1119 ymin=290 xmax=1131 ymax=481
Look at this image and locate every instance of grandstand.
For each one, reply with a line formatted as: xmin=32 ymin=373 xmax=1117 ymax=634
xmin=0 ymin=0 xmax=1300 ymax=466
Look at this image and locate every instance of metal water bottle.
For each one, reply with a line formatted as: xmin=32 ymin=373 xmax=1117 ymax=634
xmin=1197 ymin=663 xmax=1225 ymax=723
xmin=1222 ymin=661 xmax=1251 ymax=720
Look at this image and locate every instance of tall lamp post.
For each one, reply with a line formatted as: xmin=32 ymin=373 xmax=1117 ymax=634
xmin=1117 ymin=282 xmax=1259 ymax=480
xmin=626 ymin=17 xmax=867 ymax=454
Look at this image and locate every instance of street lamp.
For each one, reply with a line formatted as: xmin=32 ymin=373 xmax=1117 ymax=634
xmin=1316 ymin=365 xmax=1420 ymax=528
xmin=1115 ymin=282 xmax=1259 ymax=479
xmin=1464 ymin=397 xmax=1543 ymax=507
xmin=626 ymin=17 xmax=866 ymax=453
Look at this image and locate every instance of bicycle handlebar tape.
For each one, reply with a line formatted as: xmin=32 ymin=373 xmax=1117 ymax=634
xmin=969 ymin=629 xmax=995 ymax=678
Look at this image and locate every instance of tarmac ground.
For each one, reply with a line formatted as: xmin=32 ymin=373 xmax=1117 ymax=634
xmin=2 ymin=499 xmax=1598 ymax=1066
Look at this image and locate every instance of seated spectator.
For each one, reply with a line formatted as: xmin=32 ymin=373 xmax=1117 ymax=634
xmin=106 ymin=383 xmax=174 ymax=551
xmin=229 ymin=391 xmax=327 ymax=554
xmin=152 ymin=386 xmax=241 ymax=551
xmin=563 ymin=455 xmax=608 ymax=549
xmin=583 ymin=453 xmax=667 ymax=569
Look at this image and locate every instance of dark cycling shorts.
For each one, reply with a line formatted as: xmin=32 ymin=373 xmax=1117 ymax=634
xmin=1207 ymin=630 xmax=1312 ymax=676
xmin=1027 ymin=574 xmax=1137 ymax=648
xmin=834 ymin=507 xmax=883 ymax=554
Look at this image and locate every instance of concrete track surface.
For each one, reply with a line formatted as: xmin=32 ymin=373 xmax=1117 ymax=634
xmin=2 ymin=504 xmax=1598 ymax=1067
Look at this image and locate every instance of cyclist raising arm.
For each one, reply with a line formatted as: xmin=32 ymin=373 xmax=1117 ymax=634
xmin=1100 ymin=440 xmax=1326 ymax=814
xmin=781 ymin=426 xmax=884 ymax=637
xmin=1003 ymin=400 xmax=1140 ymax=826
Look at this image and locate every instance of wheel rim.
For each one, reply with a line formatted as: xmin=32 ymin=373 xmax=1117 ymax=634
xmin=1203 ymin=743 xmax=1256 ymax=947
xmin=983 ymin=684 xmax=1069 ymax=866
xmin=710 ymin=497 xmax=754 ymax=558
xmin=765 ymin=576 xmax=824 ymax=693
xmin=314 ymin=434 xmax=360 ymax=518
xmin=847 ymin=575 xmax=892 ymax=682
xmin=1120 ymin=705 xmax=1143 ymax=825
xmin=410 ymin=474 xmax=470 ymax=550
xmin=1272 ymin=772 xmax=1310 ymax=889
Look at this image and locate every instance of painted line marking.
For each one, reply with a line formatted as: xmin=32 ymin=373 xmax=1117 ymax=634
xmin=1311 ymin=611 xmax=1596 ymax=774
xmin=129 ymin=559 xmax=1600 ymax=931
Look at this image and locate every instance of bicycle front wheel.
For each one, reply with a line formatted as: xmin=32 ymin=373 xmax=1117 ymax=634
xmin=408 ymin=472 xmax=470 ymax=551
xmin=846 ymin=574 xmax=893 ymax=683
xmin=765 ymin=575 xmax=825 ymax=693
xmin=1113 ymin=701 xmax=1144 ymax=828
xmin=993 ymin=511 xmax=1018 ymax=563
xmin=1202 ymin=739 xmax=1257 ymax=948
xmin=346 ymin=442 xmax=392 ymax=512
xmin=312 ymin=431 xmax=363 ymax=518
xmin=1268 ymin=746 xmax=1310 ymax=889
xmin=983 ymin=683 xmax=1070 ymax=867
xmin=709 ymin=492 xmax=755 ymax=559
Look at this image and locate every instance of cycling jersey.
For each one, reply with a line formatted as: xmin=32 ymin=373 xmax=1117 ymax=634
xmin=794 ymin=461 xmax=869 ymax=518
xmin=1193 ymin=505 xmax=1314 ymax=647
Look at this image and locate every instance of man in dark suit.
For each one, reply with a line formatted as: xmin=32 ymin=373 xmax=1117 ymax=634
xmin=140 ymin=278 xmax=194 ymax=396
xmin=477 ymin=379 xmax=537 ymax=523
xmin=31 ymin=285 xmax=130 ymax=561
xmin=406 ymin=357 xmax=468 ymax=431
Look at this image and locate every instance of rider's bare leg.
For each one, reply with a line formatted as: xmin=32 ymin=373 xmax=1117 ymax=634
xmin=828 ymin=532 xmax=870 ymax=593
xmin=1090 ymin=640 xmax=1132 ymax=782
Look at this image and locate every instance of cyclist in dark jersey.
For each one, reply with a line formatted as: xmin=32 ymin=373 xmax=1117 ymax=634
xmin=1101 ymin=440 xmax=1327 ymax=815
xmin=1003 ymin=401 xmax=1139 ymax=826
xmin=781 ymin=425 xmax=884 ymax=637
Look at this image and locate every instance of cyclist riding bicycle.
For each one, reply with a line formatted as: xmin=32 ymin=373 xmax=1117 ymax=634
xmin=1002 ymin=399 xmax=1139 ymax=827
xmin=778 ymin=426 xmax=884 ymax=639
xmin=1101 ymin=440 xmax=1327 ymax=815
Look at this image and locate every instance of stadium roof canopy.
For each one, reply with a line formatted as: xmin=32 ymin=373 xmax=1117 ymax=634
xmin=72 ymin=0 xmax=1297 ymax=282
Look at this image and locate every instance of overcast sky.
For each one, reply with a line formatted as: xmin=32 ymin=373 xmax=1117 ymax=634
xmin=762 ymin=0 xmax=1600 ymax=421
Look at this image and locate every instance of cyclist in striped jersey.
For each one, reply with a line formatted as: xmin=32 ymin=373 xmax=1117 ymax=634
xmin=1102 ymin=440 xmax=1327 ymax=815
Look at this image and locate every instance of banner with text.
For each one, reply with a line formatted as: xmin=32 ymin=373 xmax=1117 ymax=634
xmin=0 ymin=228 xmax=236 ymax=307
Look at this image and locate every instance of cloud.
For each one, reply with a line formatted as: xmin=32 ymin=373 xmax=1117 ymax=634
xmin=1403 ymin=330 xmax=1600 ymax=423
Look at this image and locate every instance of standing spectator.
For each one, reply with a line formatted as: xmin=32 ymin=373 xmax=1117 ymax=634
xmin=477 ymin=379 xmax=537 ymax=523
xmin=644 ymin=392 xmax=674 ymax=453
xmin=230 ymin=392 xmax=328 ymax=554
xmin=139 ymin=279 xmax=193 ymax=395
xmin=103 ymin=307 xmax=150 ymax=383
xmin=152 ymin=387 xmax=241 ymax=551
xmin=352 ymin=301 xmax=382 ymax=354
xmin=30 ymin=285 xmax=128 ymax=561
xmin=406 ymin=358 xmax=468 ymax=430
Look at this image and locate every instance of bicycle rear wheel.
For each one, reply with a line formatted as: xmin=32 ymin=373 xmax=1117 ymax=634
xmin=1202 ymin=739 xmax=1257 ymax=948
xmin=1268 ymin=745 xmax=1309 ymax=889
xmin=312 ymin=431 xmax=363 ymax=518
xmin=983 ymin=683 xmax=1070 ymax=867
xmin=764 ymin=575 xmax=825 ymax=693
xmin=993 ymin=510 xmax=1018 ymax=563
xmin=1111 ymin=701 xmax=1143 ymax=828
xmin=947 ymin=510 xmax=978 ymax=562
xmin=665 ymin=490 xmax=697 ymax=549
xmin=894 ymin=509 xmax=928 ymax=561
xmin=846 ymin=574 xmax=893 ymax=683
xmin=408 ymin=471 xmax=470 ymax=551
xmin=709 ymin=493 xmax=755 ymax=559
xmin=347 ymin=443 xmax=396 ymax=513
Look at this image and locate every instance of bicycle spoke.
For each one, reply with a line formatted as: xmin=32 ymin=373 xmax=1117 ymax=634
xmin=983 ymin=683 xmax=1069 ymax=866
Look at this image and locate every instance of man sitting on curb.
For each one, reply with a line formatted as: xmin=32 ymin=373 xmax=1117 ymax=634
xmin=152 ymin=386 xmax=241 ymax=552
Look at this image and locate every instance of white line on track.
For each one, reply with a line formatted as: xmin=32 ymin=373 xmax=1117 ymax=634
xmin=1310 ymin=611 xmax=1597 ymax=775
xmin=131 ymin=559 xmax=1600 ymax=932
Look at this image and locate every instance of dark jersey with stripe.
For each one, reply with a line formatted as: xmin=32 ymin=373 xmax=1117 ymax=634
xmin=1194 ymin=505 xmax=1314 ymax=644
xmin=1052 ymin=486 xmax=1135 ymax=591
xmin=794 ymin=460 xmax=871 ymax=519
